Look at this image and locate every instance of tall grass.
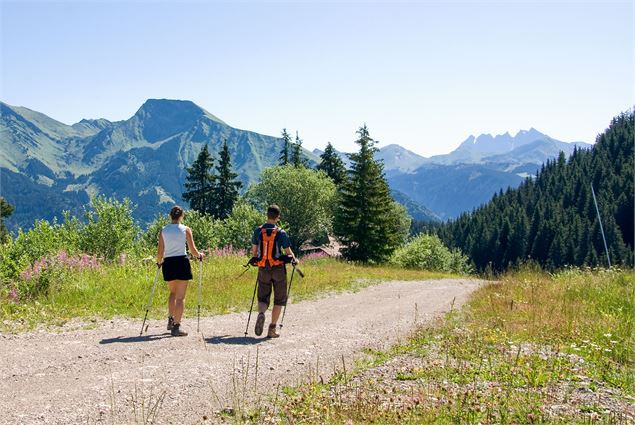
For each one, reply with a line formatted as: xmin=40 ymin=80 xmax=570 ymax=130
xmin=267 ymin=267 xmax=634 ymax=424
xmin=0 ymin=256 xmax=453 ymax=331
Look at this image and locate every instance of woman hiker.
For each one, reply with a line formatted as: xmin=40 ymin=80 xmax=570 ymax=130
xmin=249 ymin=204 xmax=298 ymax=338
xmin=157 ymin=205 xmax=204 ymax=337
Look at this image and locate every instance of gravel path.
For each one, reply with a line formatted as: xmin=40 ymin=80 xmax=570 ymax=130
xmin=0 ymin=278 xmax=482 ymax=424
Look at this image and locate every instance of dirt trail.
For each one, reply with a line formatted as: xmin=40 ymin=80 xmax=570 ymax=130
xmin=1 ymin=278 xmax=482 ymax=424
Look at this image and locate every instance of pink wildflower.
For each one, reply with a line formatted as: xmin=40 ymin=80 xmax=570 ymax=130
xmin=8 ymin=288 xmax=19 ymax=304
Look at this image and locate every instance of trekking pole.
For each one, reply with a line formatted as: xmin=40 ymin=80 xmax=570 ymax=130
xmin=197 ymin=256 xmax=203 ymax=333
xmin=244 ymin=274 xmax=258 ymax=337
xmin=279 ymin=263 xmax=304 ymax=330
xmin=140 ymin=264 xmax=161 ymax=336
xmin=237 ymin=262 xmax=251 ymax=279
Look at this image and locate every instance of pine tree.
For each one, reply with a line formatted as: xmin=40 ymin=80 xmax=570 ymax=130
xmin=0 ymin=197 xmax=14 ymax=242
xmin=317 ymin=142 xmax=346 ymax=185
xmin=334 ymin=125 xmax=400 ymax=263
xmin=279 ymin=129 xmax=292 ymax=166
xmin=182 ymin=144 xmax=215 ymax=215
xmin=212 ymin=139 xmax=243 ymax=219
xmin=291 ymin=131 xmax=307 ymax=167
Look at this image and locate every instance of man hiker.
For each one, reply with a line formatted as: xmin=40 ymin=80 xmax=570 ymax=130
xmin=249 ymin=204 xmax=298 ymax=338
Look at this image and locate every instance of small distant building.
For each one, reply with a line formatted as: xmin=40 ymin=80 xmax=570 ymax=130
xmin=300 ymin=235 xmax=342 ymax=258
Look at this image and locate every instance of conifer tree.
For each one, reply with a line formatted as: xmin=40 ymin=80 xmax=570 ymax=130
xmin=334 ymin=125 xmax=401 ymax=263
xmin=279 ymin=129 xmax=292 ymax=166
xmin=182 ymin=144 xmax=215 ymax=215
xmin=317 ymin=142 xmax=346 ymax=185
xmin=291 ymin=131 xmax=307 ymax=167
xmin=212 ymin=140 xmax=243 ymax=219
xmin=0 ymin=197 xmax=14 ymax=242
xmin=436 ymin=111 xmax=634 ymax=271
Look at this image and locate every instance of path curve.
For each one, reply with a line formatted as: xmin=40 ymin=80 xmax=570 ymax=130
xmin=0 ymin=278 xmax=482 ymax=424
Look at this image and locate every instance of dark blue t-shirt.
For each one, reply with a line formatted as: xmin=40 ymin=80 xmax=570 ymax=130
xmin=252 ymin=223 xmax=291 ymax=258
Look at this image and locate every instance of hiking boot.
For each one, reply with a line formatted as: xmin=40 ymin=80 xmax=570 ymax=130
xmin=167 ymin=316 xmax=174 ymax=331
xmin=267 ymin=324 xmax=280 ymax=338
xmin=254 ymin=313 xmax=265 ymax=336
xmin=171 ymin=323 xmax=188 ymax=337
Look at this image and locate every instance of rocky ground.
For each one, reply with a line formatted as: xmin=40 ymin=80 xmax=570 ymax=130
xmin=0 ymin=278 xmax=481 ymax=424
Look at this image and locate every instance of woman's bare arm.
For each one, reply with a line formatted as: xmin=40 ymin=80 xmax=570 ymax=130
xmin=156 ymin=231 xmax=164 ymax=265
xmin=185 ymin=227 xmax=203 ymax=259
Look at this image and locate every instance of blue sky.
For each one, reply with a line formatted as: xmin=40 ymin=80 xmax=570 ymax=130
xmin=1 ymin=0 xmax=632 ymax=156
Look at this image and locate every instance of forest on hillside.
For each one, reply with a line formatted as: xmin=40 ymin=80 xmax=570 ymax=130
xmin=437 ymin=112 xmax=634 ymax=271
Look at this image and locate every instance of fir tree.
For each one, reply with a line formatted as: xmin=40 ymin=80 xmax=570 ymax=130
xmin=334 ymin=125 xmax=400 ymax=263
xmin=279 ymin=129 xmax=292 ymax=166
xmin=317 ymin=142 xmax=346 ymax=185
xmin=436 ymin=111 xmax=634 ymax=271
xmin=212 ymin=139 xmax=243 ymax=219
xmin=182 ymin=144 xmax=215 ymax=215
xmin=0 ymin=197 xmax=14 ymax=242
xmin=291 ymin=131 xmax=307 ymax=167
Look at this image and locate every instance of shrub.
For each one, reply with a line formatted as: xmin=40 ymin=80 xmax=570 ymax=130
xmin=79 ymin=197 xmax=140 ymax=261
xmin=183 ymin=210 xmax=223 ymax=250
xmin=219 ymin=200 xmax=263 ymax=250
xmin=13 ymin=219 xmax=66 ymax=265
xmin=140 ymin=213 xmax=171 ymax=255
xmin=17 ymin=251 xmax=101 ymax=299
xmin=391 ymin=234 xmax=472 ymax=273
xmin=247 ymin=165 xmax=337 ymax=250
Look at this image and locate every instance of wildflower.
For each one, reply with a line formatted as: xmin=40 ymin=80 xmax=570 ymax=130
xmin=603 ymin=333 xmax=612 ymax=338
xmin=8 ymin=288 xmax=19 ymax=303
xmin=57 ymin=250 xmax=68 ymax=262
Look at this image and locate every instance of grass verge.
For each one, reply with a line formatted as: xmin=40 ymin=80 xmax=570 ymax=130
xmin=261 ymin=267 xmax=634 ymax=424
xmin=0 ymin=256 xmax=454 ymax=331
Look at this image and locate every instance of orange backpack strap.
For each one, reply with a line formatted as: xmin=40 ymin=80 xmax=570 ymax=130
xmin=257 ymin=226 xmax=284 ymax=267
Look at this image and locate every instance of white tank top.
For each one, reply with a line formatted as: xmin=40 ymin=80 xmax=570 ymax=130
xmin=162 ymin=223 xmax=187 ymax=258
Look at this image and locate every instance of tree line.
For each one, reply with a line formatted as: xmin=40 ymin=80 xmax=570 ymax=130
xmin=185 ymin=125 xmax=407 ymax=263
xmin=436 ymin=111 xmax=634 ymax=271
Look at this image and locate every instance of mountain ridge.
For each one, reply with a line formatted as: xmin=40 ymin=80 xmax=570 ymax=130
xmin=1 ymin=98 xmax=593 ymax=229
xmin=1 ymin=99 xmax=318 ymax=229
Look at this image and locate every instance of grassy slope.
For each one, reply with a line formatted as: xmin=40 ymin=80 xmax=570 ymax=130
xmin=267 ymin=267 xmax=634 ymax=424
xmin=0 ymin=256 xmax=453 ymax=331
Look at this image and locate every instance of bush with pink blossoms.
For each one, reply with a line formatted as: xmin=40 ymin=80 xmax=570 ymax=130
xmin=203 ymin=245 xmax=247 ymax=259
xmin=300 ymin=250 xmax=329 ymax=261
xmin=18 ymin=250 xmax=101 ymax=298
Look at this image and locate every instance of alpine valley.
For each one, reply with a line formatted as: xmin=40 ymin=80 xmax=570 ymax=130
xmin=1 ymin=99 xmax=591 ymax=230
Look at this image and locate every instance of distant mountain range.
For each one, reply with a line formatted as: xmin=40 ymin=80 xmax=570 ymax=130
xmin=314 ymin=130 xmax=591 ymax=219
xmin=1 ymin=99 xmax=591 ymax=229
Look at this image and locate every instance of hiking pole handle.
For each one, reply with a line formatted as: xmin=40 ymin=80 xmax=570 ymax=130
xmin=295 ymin=266 xmax=305 ymax=278
xmin=237 ymin=263 xmax=251 ymax=279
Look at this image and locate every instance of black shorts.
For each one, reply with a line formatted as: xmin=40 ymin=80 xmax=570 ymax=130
xmin=257 ymin=265 xmax=288 ymax=306
xmin=162 ymin=256 xmax=193 ymax=282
